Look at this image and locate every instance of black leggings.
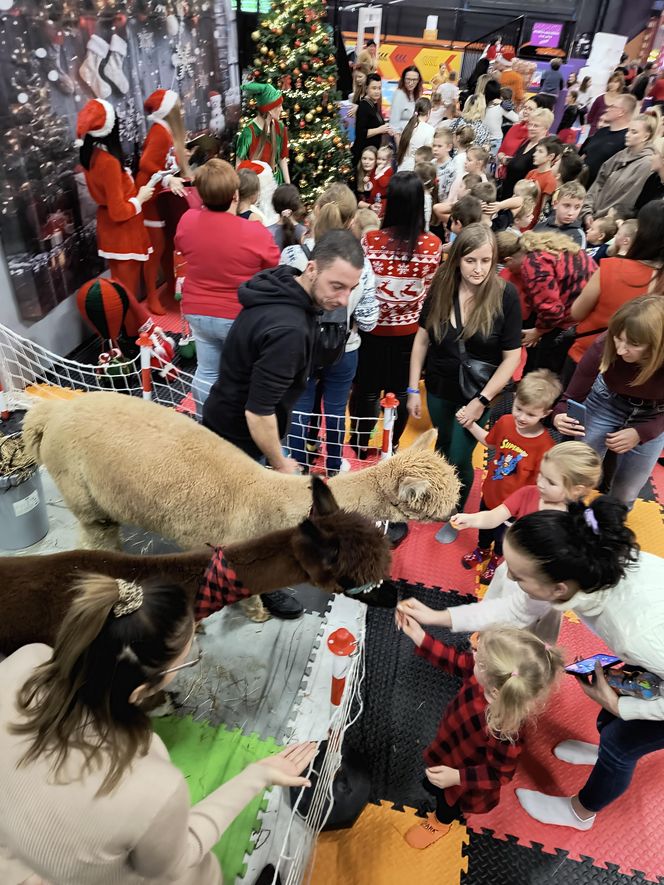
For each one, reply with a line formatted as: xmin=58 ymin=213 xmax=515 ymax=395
xmin=422 ymin=776 xmax=462 ymax=824
xmin=351 ymin=331 xmax=414 ymax=452
xmin=477 ymin=497 xmax=506 ymax=555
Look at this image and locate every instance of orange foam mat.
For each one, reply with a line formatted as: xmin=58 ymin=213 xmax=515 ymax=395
xmin=309 ymin=801 xmax=469 ymax=885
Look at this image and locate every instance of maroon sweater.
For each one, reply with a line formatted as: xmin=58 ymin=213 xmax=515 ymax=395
xmin=553 ymin=336 xmax=664 ymax=442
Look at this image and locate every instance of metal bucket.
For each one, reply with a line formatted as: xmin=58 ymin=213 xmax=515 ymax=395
xmin=0 ymin=435 xmax=49 ymax=551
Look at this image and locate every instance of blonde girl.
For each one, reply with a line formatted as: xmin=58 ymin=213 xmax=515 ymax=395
xmin=395 ymin=616 xmax=563 ymax=849
xmin=356 ymin=145 xmax=377 ymax=202
xmin=553 ymin=294 xmax=664 ymax=510
xmin=397 ymin=98 xmax=434 ymax=171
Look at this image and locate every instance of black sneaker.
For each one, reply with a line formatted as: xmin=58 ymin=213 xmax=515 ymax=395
xmin=386 ymin=521 xmax=409 ymax=548
xmin=261 ymin=590 xmax=304 ymax=619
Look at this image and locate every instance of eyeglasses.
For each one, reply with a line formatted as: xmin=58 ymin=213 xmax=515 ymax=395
xmin=405 ymin=76 xmax=420 ymax=83
xmin=159 ymin=640 xmax=203 ymax=677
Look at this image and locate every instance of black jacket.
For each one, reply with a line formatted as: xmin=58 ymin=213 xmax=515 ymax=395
xmin=203 ymin=266 xmax=320 ymax=458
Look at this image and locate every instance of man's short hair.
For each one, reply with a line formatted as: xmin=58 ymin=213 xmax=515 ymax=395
xmin=615 ymin=93 xmax=638 ymax=116
xmin=470 ymin=181 xmax=497 ymax=203
xmin=450 ymin=195 xmax=482 ymax=226
xmin=312 ymin=229 xmax=365 ymax=270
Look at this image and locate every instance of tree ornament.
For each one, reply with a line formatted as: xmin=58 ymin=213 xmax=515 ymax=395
xmin=307 ymin=41 xmax=318 ymax=53
xmin=316 ymin=105 xmax=322 ymax=113
xmin=305 ymin=112 xmax=313 ymax=122
xmin=260 ymin=45 xmax=268 ymax=54
xmin=327 ymin=75 xmax=335 ymax=84
xmin=293 ymin=67 xmax=300 ymax=76
xmin=276 ymin=26 xmax=283 ymax=35
xmin=251 ymin=30 xmax=261 ymax=41
xmin=299 ymin=120 xmax=305 ymax=128
xmin=279 ymin=61 xmax=286 ymax=70
xmin=294 ymin=39 xmax=301 ymax=48
xmin=296 ymin=153 xmax=305 ymax=163
xmin=327 ymin=102 xmax=334 ymax=112
xmin=294 ymin=103 xmax=301 ymax=111
xmin=301 ymin=62 xmax=309 ymax=71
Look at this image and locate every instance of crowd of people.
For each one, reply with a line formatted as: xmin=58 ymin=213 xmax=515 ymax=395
xmin=0 ymin=53 xmax=662 ymax=885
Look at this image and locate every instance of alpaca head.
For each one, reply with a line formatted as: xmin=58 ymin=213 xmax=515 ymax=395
xmin=290 ymin=478 xmax=392 ymax=595
xmin=371 ymin=429 xmax=461 ymax=522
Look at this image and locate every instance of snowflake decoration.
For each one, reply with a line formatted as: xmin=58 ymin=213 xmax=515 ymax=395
xmin=172 ymin=43 xmax=196 ymax=80
xmin=118 ymin=96 xmax=141 ymax=144
xmin=137 ymin=30 xmax=155 ymax=52
xmin=198 ymin=68 xmax=209 ymax=90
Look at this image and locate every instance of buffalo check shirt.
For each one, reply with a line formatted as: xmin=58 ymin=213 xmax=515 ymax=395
xmin=195 ymin=548 xmax=253 ymax=621
xmin=416 ymin=633 xmax=523 ymax=814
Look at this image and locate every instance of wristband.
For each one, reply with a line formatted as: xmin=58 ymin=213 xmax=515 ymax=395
xmin=477 ymin=393 xmax=490 ymax=407
xmin=406 ymin=387 xmax=420 ymax=395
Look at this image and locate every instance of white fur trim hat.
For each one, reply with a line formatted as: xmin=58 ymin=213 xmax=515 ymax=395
xmin=76 ymin=99 xmax=116 ymax=141
xmin=144 ymin=89 xmax=179 ymax=121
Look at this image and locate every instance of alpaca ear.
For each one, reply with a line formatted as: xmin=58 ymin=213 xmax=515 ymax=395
xmin=397 ymin=476 xmax=430 ymax=503
xmin=299 ymin=519 xmax=340 ymax=565
xmin=310 ymin=476 xmax=339 ymax=518
xmin=405 ymin=428 xmax=437 ymax=453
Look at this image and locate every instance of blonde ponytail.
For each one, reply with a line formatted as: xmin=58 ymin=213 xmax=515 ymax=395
xmin=313 ymin=183 xmax=357 ymax=239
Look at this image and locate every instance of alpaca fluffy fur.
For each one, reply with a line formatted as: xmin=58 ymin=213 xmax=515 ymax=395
xmin=22 ymin=393 xmax=460 ymax=550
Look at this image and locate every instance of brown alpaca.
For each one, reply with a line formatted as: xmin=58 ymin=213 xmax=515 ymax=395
xmin=0 ymin=479 xmax=392 ymax=656
xmin=22 ymin=392 xmax=460 ymax=551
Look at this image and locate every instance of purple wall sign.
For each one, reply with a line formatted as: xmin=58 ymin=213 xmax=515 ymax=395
xmin=530 ymin=22 xmax=564 ymax=48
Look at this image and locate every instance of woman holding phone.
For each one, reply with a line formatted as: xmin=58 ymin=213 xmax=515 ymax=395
xmin=397 ymin=495 xmax=664 ymax=832
xmin=552 ymin=295 xmax=664 ymax=510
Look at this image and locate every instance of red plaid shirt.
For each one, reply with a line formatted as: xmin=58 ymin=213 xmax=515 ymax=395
xmin=417 ymin=633 xmax=523 ymax=815
xmin=195 ymin=548 xmax=253 ymax=621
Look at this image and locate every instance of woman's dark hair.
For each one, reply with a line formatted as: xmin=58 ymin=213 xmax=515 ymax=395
xmin=579 ymin=76 xmax=591 ymax=93
xmin=627 ymin=201 xmax=664 ymax=285
xmin=366 ymin=72 xmax=382 ymax=89
xmin=397 ymin=65 xmax=423 ymax=100
xmin=12 ymin=576 xmax=193 ymax=795
xmin=272 ymin=183 xmax=304 ymax=248
xmin=483 ymin=77 xmax=502 ymax=104
xmin=381 ymin=171 xmax=424 ymax=259
xmin=79 ymin=119 xmax=124 ymax=171
xmin=506 ymin=497 xmax=639 ymax=592
xmin=533 ymin=92 xmax=556 ymax=111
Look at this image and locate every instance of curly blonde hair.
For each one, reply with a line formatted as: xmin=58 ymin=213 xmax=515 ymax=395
xmin=518 ymin=230 xmax=581 ymax=255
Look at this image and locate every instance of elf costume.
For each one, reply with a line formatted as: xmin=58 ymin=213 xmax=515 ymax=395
xmin=236 ymin=82 xmax=289 ymax=184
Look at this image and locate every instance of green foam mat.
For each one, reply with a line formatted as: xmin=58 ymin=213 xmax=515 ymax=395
xmin=152 ymin=716 xmax=279 ymax=882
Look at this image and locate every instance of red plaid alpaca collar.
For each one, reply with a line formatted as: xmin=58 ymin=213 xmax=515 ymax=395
xmin=195 ymin=548 xmax=253 ymax=622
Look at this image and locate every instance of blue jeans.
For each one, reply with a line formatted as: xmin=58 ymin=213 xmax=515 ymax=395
xmin=582 ymin=374 xmax=664 ymax=509
xmin=288 ymin=349 xmax=358 ymax=474
xmin=185 ymin=314 xmax=234 ymax=419
xmin=578 ymin=708 xmax=664 ymax=813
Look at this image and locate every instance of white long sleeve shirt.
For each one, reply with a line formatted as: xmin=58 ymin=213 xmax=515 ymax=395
xmin=449 ymin=552 xmax=664 ymax=721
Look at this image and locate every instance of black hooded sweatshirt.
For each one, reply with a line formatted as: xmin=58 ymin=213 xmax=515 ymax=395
xmin=203 ymin=265 xmax=320 ymax=459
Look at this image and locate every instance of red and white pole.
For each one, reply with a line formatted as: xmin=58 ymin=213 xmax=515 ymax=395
xmin=0 ymin=379 xmax=10 ymax=421
xmin=380 ymin=392 xmax=399 ymax=459
xmin=327 ymin=627 xmax=358 ymax=708
xmin=137 ymin=332 xmax=153 ymax=401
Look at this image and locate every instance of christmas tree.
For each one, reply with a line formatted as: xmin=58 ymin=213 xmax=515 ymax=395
xmin=246 ymin=0 xmax=352 ymax=202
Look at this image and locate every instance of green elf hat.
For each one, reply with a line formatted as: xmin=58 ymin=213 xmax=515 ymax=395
xmin=242 ymin=81 xmax=283 ymax=113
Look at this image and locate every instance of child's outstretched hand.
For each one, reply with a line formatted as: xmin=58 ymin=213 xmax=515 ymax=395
xmin=450 ymin=513 xmax=478 ymax=530
xmin=425 ymin=765 xmax=461 ymax=789
xmin=397 ymin=598 xmax=440 ymax=626
xmin=395 ymin=609 xmax=426 ymax=647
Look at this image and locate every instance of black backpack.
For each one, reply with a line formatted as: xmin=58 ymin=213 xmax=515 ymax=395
xmin=301 ymin=243 xmax=349 ymax=370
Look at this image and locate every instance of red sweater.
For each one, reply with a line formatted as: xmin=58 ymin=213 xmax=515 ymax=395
xmin=174 ymin=209 xmax=280 ymax=320
xmin=499 ymin=121 xmax=528 ymax=159
xmin=483 ymin=414 xmax=554 ymax=509
xmin=520 ymin=249 xmax=596 ymax=332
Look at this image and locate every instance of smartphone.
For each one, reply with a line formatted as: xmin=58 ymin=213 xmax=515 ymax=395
xmin=567 ymin=399 xmax=587 ymax=426
xmin=565 ymin=653 xmax=622 ymax=676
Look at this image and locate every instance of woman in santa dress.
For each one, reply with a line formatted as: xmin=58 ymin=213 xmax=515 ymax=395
xmin=236 ymin=82 xmax=290 ymax=185
xmin=136 ymin=89 xmax=190 ymax=315
xmin=77 ymin=99 xmax=154 ymax=332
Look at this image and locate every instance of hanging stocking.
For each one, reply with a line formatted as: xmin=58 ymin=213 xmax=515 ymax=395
xmin=79 ymin=35 xmax=111 ymax=99
xmin=104 ymin=34 xmax=129 ymax=95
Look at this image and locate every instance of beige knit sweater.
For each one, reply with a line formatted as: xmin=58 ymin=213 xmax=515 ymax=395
xmin=0 ymin=645 xmax=272 ymax=885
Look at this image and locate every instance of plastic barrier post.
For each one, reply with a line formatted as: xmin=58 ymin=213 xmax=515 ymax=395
xmin=137 ymin=332 xmax=153 ymax=401
xmin=380 ymin=392 xmax=400 ymax=459
xmin=327 ymin=627 xmax=358 ymax=708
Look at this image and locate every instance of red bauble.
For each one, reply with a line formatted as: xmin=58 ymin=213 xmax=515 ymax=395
xmin=295 ymin=39 xmax=301 ymax=47
xmin=299 ymin=120 xmax=305 ymax=128
xmin=301 ymin=62 xmax=309 ymax=71
xmin=253 ymin=69 xmax=261 ymax=77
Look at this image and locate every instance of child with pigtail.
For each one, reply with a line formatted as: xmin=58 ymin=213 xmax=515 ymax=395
xmin=395 ymin=620 xmax=563 ymax=849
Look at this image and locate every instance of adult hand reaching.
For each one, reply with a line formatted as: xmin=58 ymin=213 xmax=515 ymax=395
xmin=256 ymin=742 xmax=318 ymax=787
xmin=395 ymin=609 xmax=426 ymax=647
xmin=397 ymin=597 xmax=451 ymax=628
xmin=168 ymin=176 xmax=186 ymax=197
xmin=274 ymin=457 xmax=303 ymax=475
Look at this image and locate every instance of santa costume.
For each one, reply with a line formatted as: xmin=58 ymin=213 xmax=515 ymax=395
xmin=136 ymin=89 xmax=181 ymax=315
xmin=77 ymin=98 xmax=153 ymax=332
xmin=236 ymin=82 xmax=289 ymax=184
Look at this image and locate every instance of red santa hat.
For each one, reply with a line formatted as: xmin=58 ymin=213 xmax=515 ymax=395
xmin=76 ymin=99 xmax=116 ymax=142
xmin=237 ymin=160 xmax=266 ymax=175
xmin=144 ymin=89 xmax=179 ymax=121
xmin=499 ymin=48 xmax=515 ymax=64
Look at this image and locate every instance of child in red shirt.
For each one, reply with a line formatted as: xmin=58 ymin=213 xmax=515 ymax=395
xmin=395 ymin=619 xmax=563 ymax=849
xmin=526 ymin=138 xmax=563 ymax=224
xmin=457 ymin=370 xmax=561 ymax=582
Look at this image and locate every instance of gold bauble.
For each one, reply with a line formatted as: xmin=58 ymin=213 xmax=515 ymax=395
xmin=305 ymin=112 xmax=314 ymax=122
xmin=326 ymin=103 xmax=334 ymax=112
xmin=315 ymin=105 xmax=322 ymax=113
xmin=251 ymin=30 xmax=261 ymax=41
xmin=307 ymin=41 xmax=318 ymax=53
xmin=276 ymin=26 xmax=283 ymax=35
xmin=296 ymin=153 xmax=305 ymax=163
xmin=268 ymin=49 xmax=275 ymax=58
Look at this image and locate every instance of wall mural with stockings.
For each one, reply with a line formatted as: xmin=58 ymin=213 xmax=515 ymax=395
xmin=0 ymin=0 xmax=240 ymax=323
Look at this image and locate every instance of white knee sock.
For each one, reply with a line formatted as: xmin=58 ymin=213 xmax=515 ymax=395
xmin=516 ymin=789 xmax=596 ymax=830
xmin=554 ymin=740 xmax=600 ymax=765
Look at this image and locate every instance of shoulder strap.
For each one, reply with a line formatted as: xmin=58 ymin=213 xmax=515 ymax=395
xmin=453 ymin=293 xmax=468 ymax=357
xmin=300 ymin=242 xmax=312 ymax=260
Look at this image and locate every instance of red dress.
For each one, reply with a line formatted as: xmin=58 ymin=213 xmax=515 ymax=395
xmin=84 ymin=148 xmax=152 ymax=261
xmin=136 ymin=120 xmax=174 ymax=228
xmin=416 ymin=634 xmax=522 ymax=814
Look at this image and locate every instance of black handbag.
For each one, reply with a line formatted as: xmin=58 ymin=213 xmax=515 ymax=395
xmin=454 ymin=294 xmax=497 ymax=402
